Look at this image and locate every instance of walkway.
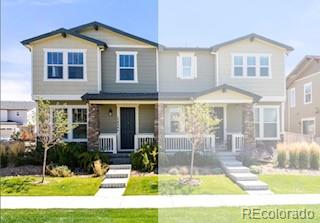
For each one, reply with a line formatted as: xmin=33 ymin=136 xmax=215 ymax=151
xmin=2 ymin=194 xmax=320 ymax=209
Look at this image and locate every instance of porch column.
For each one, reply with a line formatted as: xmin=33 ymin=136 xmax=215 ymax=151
xmin=88 ymin=103 xmax=100 ymax=151
xmin=242 ymin=103 xmax=256 ymax=146
xmin=155 ymin=103 xmax=165 ymax=147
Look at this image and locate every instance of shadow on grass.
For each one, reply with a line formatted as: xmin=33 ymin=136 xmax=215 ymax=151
xmin=0 ymin=177 xmax=33 ymax=194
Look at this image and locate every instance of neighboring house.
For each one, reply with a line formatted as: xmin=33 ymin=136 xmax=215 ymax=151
xmin=286 ymin=56 xmax=320 ymax=141
xmin=21 ymin=21 xmax=293 ymax=156
xmin=0 ymin=101 xmax=36 ymax=140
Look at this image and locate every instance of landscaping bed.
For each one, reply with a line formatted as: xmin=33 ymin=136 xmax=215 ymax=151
xmin=0 ymin=176 xmax=103 ymax=196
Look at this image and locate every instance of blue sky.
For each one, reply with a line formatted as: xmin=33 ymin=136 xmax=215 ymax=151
xmin=1 ymin=0 xmax=320 ymax=101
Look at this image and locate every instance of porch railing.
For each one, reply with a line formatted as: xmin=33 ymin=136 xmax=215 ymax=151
xmin=99 ymin=133 xmax=117 ymax=154
xmin=164 ymin=135 xmax=215 ymax=152
xmin=227 ymin=133 xmax=244 ymax=153
xmin=134 ymin=133 xmax=155 ymax=151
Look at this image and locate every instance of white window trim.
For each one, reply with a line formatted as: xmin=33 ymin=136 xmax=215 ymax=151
xmin=304 ymin=82 xmax=312 ymax=104
xmin=301 ymin=117 xmax=316 ymax=136
xmin=254 ymin=105 xmax=280 ymax=140
xmin=231 ymin=53 xmax=272 ymax=78
xmin=44 ymin=48 xmax=87 ymax=82
xmin=116 ymin=51 xmax=138 ymax=83
xmin=50 ymin=105 xmax=88 ymax=142
xmin=289 ymin=88 xmax=296 ymax=108
xmin=177 ymin=52 xmax=197 ymax=79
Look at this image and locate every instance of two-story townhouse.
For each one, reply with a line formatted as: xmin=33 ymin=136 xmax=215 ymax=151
xmin=286 ymin=56 xmax=320 ymax=141
xmin=22 ymin=22 xmax=293 ymax=158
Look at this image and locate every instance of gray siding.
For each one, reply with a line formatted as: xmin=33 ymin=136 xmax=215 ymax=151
xmin=226 ymin=104 xmax=242 ymax=133
xmin=159 ymin=50 xmax=216 ymax=92
xmin=139 ymin=104 xmax=155 ymax=133
xmin=99 ymin=104 xmax=117 ymax=133
xmin=102 ymin=48 xmax=157 ymax=93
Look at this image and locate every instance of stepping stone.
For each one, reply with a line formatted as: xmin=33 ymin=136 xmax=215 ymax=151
xmin=105 ymin=169 xmax=131 ymax=178
xmin=109 ymin=164 xmax=131 ymax=170
xmin=224 ymin=166 xmax=250 ymax=173
xmin=228 ymin=173 xmax=258 ymax=181
xmin=237 ymin=180 xmax=269 ymax=191
xmin=100 ymin=178 xmax=128 ymax=188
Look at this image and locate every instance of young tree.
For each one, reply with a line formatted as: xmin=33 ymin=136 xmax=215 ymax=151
xmin=184 ymin=102 xmax=220 ymax=179
xmin=37 ymin=99 xmax=72 ymax=183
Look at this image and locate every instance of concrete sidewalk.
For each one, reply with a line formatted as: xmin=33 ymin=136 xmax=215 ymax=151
xmin=2 ymin=194 xmax=320 ymax=209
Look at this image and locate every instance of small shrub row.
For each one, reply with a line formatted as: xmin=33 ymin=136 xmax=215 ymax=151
xmin=46 ymin=164 xmax=73 ymax=177
xmin=131 ymin=144 xmax=158 ymax=172
xmin=277 ymin=143 xmax=320 ymax=170
xmin=0 ymin=141 xmax=25 ymax=167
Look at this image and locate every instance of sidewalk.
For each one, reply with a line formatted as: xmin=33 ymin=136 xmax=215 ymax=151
xmin=2 ymin=194 xmax=320 ymax=209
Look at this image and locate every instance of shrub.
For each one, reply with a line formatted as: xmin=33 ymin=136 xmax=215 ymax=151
xmin=250 ymin=165 xmax=262 ymax=174
xmin=131 ymin=144 xmax=158 ymax=172
xmin=298 ymin=143 xmax=309 ymax=169
xmin=47 ymin=164 xmax=73 ymax=177
xmin=92 ymin=159 xmax=108 ymax=177
xmin=277 ymin=143 xmax=287 ymax=168
xmin=310 ymin=143 xmax=320 ymax=170
xmin=288 ymin=144 xmax=299 ymax=169
xmin=0 ymin=143 xmax=8 ymax=168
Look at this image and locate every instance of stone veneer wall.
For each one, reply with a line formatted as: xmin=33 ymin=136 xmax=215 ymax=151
xmin=242 ymin=103 xmax=256 ymax=146
xmin=88 ymin=104 xmax=100 ymax=150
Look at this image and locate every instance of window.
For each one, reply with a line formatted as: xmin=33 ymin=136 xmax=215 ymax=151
xmin=72 ymin=108 xmax=87 ymax=139
xmin=47 ymin=52 xmax=63 ymax=79
xmin=289 ymin=88 xmax=296 ymax=108
xmin=177 ymin=53 xmax=197 ymax=79
xmin=45 ymin=49 xmax=86 ymax=81
xmin=116 ymin=52 xmax=137 ymax=82
xmin=232 ymin=54 xmax=270 ymax=77
xmin=302 ymin=119 xmax=315 ymax=136
xmin=68 ymin=52 xmax=84 ymax=79
xmin=304 ymin=82 xmax=312 ymax=104
xmin=254 ymin=106 xmax=279 ymax=139
xmin=167 ymin=107 xmax=184 ymax=134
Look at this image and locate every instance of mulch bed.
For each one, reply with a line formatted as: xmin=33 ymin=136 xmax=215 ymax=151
xmin=0 ymin=165 xmax=42 ymax=177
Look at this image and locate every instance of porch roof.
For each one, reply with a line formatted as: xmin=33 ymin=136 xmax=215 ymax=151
xmin=81 ymin=92 xmax=158 ymax=101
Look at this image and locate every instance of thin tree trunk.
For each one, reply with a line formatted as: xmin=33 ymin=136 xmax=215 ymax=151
xmin=190 ymin=144 xmax=195 ymax=179
xmin=41 ymin=147 xmax=48 ymax=183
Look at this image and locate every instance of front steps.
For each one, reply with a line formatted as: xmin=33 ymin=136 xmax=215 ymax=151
xmin=109 ymin=153 xmax=132 ymax=164
xmin=95 ymin=164 xmax=131 ymax=196
xmin=218 ymin=154 xmax=271 ymax=194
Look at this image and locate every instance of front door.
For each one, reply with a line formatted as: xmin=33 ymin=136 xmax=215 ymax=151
xmin=120 ymin=108 xmax=135 ymax=150
xmin=213 ymin=107 xmax=224 ymax=145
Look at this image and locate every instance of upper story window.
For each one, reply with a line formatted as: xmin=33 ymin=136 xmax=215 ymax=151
xmin=177 ymin=53 xmax=197 ymax=79
xmin=44 ymin=49 xmax=86 ymax=81
xmin=116 ymin=51 xmax=138 ymax=83
xmin=232 ymin=54 xmax=271 ymax=78
xmin=304 ymin=82 xmax=312 ymax=104
xmin=289 ymin=88 xmax=296 ymax=108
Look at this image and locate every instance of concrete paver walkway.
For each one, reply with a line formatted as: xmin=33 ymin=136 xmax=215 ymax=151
xmin=2 ymin=194 xmax=320 ymax=209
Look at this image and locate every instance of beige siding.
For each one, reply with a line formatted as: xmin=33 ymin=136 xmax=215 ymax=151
xmin=218 ymin=39 xmax=286 ymax=97
xmin=99 ymin=104 xmax=117 ymax=133
xmin=159 ymin=50 xmax=216 ymax=92
xmin=139 ymin=104 xmax=155 ymax=133
xmin=287 ymin=73 xmax=320 ymax=137
xmin=32 ymin=35 xmax=98 ymax=96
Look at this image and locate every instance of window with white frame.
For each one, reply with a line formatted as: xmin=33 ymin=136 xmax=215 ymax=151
xmin=45 ymin=49 xmax=86 ymax=80
xmin=116 ymin=52 xmax=137 ymax=82
xmin=304 ymin=82 xmax=312 ymax=104
xmin=167 ymin=107 xmax=185 ymax=134
xmin=289 ymin=88 xmax=296 ymax=108
xmin=254 ymin=106 xmax=279 ymax=139
xmin=177 ymin=53 xmax=197 ymax=79
xmin=232 ymin=54 xmax=270 ymax=77
xmin=302 ymin=118 xmax=315 ymax=136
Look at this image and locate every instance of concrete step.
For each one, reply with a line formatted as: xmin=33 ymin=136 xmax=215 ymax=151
xmin=100 ymin=178 xmax=128 ymax=188
xmin=220 ymin=161 xmax=243 ymax=167
xmin=224 ymin=166 xmax=250 ymax=173
xmin=105 ymin=169 xmax=131 ymax=178
xmin=228 ymin=173 xmax=258 ymax=181
xmin=237 ymin=180 xmax=269 ymax=191
xmin=109 ymin=164 xmax=131 ymax=170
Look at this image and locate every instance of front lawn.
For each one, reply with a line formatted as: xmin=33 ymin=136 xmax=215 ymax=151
xmin=0 ymin=176 xmax=103 ymax=196
xmin=124 ymin=175 xmax=245 ymax=195
xmin=2 ymin=206 xmax=320 ymax=223
xmin=259 ymin=175 xmax=320 ymax=194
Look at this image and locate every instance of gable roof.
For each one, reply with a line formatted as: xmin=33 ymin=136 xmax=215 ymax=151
xmin=0 ymin=101 xmax=35 ymax=110
xmin=70 ymin=21 xmax=158 ymax=47
xmin=287 ymin=55 xmax=320 ymax=88
xmin=210 ymin=33 xmax=294 ymax=52
xmin=21 ymin=28 xmax=107 ymax=48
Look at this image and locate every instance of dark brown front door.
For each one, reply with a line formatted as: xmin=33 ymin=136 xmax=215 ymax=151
xmin=120 ymin=108 xmax=135 ymax=150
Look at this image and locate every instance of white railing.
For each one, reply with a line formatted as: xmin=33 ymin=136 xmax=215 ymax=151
xmin=134 ymin=133 xmax=155 ymax=151
xmin=228 ymin=133 xmax=244 ymax=153
xmin=99 ymin=133 xmax=117 ymax=154
xmin=164 ymin=135 xmax=215 ymax=152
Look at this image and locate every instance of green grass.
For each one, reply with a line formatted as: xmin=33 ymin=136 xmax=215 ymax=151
xmin=124 ymin=175 xmax=245 ymax=195
xmin=0 ymin=176 xmax=103 ymax=196
xmin=259 ymin=175 xmax=320 ymax=194
xmin=2 ymin=206 xmax=320 ymax=223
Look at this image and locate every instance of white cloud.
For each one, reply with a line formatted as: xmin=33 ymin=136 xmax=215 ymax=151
xmin=1 ymin=47 xmax=30 ymax=66
xmin=1 ymin=79 xmax=31 ymax=101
